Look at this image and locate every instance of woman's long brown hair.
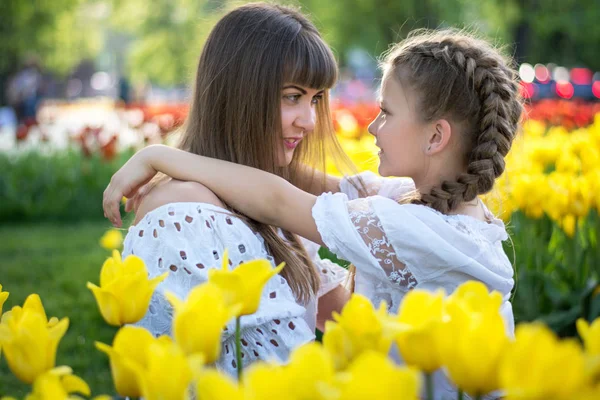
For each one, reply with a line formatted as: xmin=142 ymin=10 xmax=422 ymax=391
xmin=148 ymin=3 xmax=360 ymax=303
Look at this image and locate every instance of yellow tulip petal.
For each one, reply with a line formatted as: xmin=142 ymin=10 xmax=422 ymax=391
xmin=95 ymin=341 xmax=115 ymax=357
xmin=0 ymin=323 xmax=11 ymax=342
xmin=96 ymin=340 xmax=144 ymax=398
xmin=47 ymin=316 xmax=59 ymax=328
xmin=135 ymin=338 xmax=192 ymax=400
xmin=48 ymin=318 xmax=69 ymax=341
xmin=221 ymin=248 xmax=230 ymax=271
xmin=577 ymin=317 xmax=600 ymax=355
xmin=61 ymin=374 xmax=91 ymax=396
xmin=22 ymin=294 xmax=47 ymax=321
xmin=196 ymin=369 xmax=243 ymax=400
xmin=577 ymin=318 xmax=590 ymax=341
xmin=165 ymin=292 xmax=184 ymax=311
xmin=87 ymin=283 xmax=123 ymax=326
xmin=122 ymin=255 xmax=149 ymax=276
xmin=0 ymin=287 xmax=9 ymax=316
xmin=100 ymin=258 xmax=119 ymax=287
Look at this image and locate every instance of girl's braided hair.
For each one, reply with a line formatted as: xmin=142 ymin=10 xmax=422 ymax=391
xmin=383 ymin=29 xmax=523 ymax=213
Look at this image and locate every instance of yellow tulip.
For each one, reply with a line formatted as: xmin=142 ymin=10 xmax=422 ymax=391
xmin=195 ymin=369 xmax=244 ymax=400
xmin=208 ymin=250 xmax=284 ymax=316
xmin=132 ymin=335 xmax=194 ymax=400
xmin=87 ymin=250 xmax=167 ymax=326
xmin=561 ymin=214 xmax=576 ymax=237
xmin=95 ymin=326 xmax=156 ymax=397
xmin=166 ymin=283 xmax=240 ymax=362
xmin=336 ymin=352 xmax=421 ymax=400
xmin=322 ymin=294 xmax=393 ymax=370
xmin=439 ymin=282 xmax=509 ymax=397
xmin=0 ymin=294 xmax=69 ymax=384
xmin=284 ymin=343 xmax=337 ymax=400
xmin=578 ymin=317 xmax=600 ymax=355
xmin=392 ymin=289 xmax=446 ymax=373
xmin=23 ymin=366 xmax=90 ymax=400
xmin=577 ymin=318 xmax=600 ymax=381
xmin=244 ymin=362 xmax=291 ymax=399
xmin=500 ymin=323 xmax=587 ymax=400
xmin=0 ymin=283 xmax=8 ymax=317
xmin=99 ymin=228 xmax=124 ymax=250
xmin=574 ymin=384 xmax=600 ymax=400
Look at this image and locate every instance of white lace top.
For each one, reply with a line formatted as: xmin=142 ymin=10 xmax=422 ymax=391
xmin=312 ymin=177 xmax=514 ymax=400
xmin=121 ymin=172 xmax=419 ymax=377
xmin=123 ymin=201 xmax=351 ymax=376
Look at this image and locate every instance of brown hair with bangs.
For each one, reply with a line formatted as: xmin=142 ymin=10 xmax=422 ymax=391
xmin=153 ymin=2 xmax=357 ymax=302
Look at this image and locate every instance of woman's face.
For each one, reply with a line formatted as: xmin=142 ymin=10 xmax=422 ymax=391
xmin=277 ymin=84 xmax=324 ymax=166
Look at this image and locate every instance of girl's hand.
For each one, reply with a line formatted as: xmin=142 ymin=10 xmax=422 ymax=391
xmin=103 ymin=146 xmax=160 ymax=227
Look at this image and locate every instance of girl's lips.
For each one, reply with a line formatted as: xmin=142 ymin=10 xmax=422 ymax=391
xmin=283 ymin=137 xmax=302 ymax=150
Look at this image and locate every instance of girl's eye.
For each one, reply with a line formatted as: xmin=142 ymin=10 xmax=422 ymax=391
xmin=311 ymin=95 xmax=323 ymax=105
xmin=379 ymin=107 xmax=387 ymax=117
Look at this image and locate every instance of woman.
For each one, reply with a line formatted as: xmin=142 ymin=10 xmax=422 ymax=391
xmin=119 ymin=3 xmax=406 ymax=376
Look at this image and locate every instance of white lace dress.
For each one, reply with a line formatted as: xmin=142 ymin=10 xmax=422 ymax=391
xmin=314 ymin=174 xmax=515 ymax=400
xmin=123 ymin=201 xmax=350 ymax=376
xmin=121 ymin=173 xmax=415 ymax=376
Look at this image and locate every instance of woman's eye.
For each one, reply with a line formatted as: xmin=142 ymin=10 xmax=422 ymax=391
xmin=311 ymin=95 xmax=323 ymax=105
xmin=379 ymin=108 xmax=387 ymax=117
xmin=285 ymin=94 xmax=301 ymax=102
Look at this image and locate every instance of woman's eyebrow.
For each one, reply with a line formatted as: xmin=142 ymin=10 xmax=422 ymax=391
xmin=283 ymin=85 xmax=307 ymax=94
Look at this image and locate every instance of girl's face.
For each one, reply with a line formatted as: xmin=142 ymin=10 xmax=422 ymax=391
xmin=368 ymin=74 xmax=430 ymax=179
xmin=277 ymin=84 xmax=324 ymax=167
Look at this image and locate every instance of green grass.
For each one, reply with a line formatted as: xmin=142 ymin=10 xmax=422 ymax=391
xmin=0 ymin=221 xmax=122 ymax=398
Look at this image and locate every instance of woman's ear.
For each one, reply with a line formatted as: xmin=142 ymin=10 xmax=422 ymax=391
xmin=425 ymin=119 xmax=452 ymax=155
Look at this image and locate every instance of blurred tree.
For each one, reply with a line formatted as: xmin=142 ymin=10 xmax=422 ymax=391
xmin=297 ymin=0 xmax=518 ymax=66
xmin=506 ymin=0 xmax=600 ymax=69
xmin=109 ymin=0 xmax=228 ymax=86
xmin=108 ymin=0 xmax=600 ymax=87
xmin=0 ymin=0 xmax=103 ymax=104
xmin=298 ymin=0 xmax=599 ymax=70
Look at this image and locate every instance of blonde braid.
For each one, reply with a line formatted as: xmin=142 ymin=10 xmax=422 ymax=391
xmin=386 ymin=31 xmax=522 ymax=213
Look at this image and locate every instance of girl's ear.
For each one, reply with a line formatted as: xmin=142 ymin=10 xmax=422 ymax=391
xmin=425 ymin=119 xmax=452 ymax=155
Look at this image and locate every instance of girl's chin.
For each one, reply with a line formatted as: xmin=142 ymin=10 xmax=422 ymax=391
xmin=377 ymin=162 xmax=389 ymax=177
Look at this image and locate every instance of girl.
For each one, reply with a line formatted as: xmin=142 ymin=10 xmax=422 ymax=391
xmin=116 ymin=3 xmax=409 ymax=377
xmin=105 ymin=29 xmax=522 ymax=398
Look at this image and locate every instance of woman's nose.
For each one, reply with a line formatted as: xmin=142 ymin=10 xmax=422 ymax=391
xmin=295 ymin=104 xmax=316 ymax=133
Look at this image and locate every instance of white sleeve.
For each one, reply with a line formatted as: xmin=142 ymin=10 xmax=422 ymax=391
xmin=312 ymin=193 xmax=417 ymax=291
xmin=300 ymin=238 xmax=348 ymax=297
xmin=339 ymin=171 xmax=415 ymax=201
xmin=314 ymin=256 xmax=348 ymax=298
xmin=123 ymin=203 xmax=314 ymax=376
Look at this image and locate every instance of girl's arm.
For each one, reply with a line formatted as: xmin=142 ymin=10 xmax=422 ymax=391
xmin=294 ymin=164 xmax=342 ymax=196
xmin=104 ymin=144 xmax=324 ymax=245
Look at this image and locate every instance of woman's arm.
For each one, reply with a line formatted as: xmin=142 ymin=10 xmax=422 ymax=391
xmin=104 ymin=144 xmax=324 ymax=245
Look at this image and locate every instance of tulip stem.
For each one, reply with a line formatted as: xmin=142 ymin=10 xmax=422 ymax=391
xmin=235 ymin=316 xmax=243 ymax=381
xmin=425 ymin=373 xmax=434 ymax=400
xmin=457 ymin=390 xmax=464 ymax=400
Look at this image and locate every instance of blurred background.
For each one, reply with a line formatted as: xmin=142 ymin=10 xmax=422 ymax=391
xmin=1 ymin=0 xmax=600 ymax=396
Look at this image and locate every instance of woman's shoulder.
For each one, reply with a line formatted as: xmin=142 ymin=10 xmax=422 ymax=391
xmin=134 ymin=180 xmax=226 ymax=225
